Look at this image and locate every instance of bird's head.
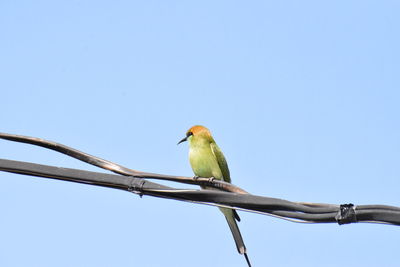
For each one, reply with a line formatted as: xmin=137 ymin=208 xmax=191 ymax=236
xmin=177 ymin=125 xmax=213 ymax=145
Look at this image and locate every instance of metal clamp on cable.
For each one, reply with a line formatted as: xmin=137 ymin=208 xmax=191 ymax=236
xmin=335 ymin=203 xmax=357 ymax=225
xmin=128 ymin=177 xmax=146 ymax=197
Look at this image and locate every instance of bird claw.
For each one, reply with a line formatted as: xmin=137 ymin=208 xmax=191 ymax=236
xmin=192 ymin=176 xmax=215 ymax=183
xmin=207 ymin=177 xmax=215 ymax=183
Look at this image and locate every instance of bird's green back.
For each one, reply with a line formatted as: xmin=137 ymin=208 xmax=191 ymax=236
xmin=210 ymin=141 xmax=231 ymax=183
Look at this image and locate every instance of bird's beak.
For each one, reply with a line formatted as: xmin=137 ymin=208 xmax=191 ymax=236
xmin=177 ymin=136 xmax=188 ymax=145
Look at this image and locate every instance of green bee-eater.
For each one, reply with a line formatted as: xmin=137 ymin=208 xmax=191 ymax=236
xmin=178 ymin=125 xmax=251 ymax=267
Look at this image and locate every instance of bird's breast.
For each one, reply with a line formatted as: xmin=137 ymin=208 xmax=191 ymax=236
xmin=189 ymin=146 xmax=223 ymax=180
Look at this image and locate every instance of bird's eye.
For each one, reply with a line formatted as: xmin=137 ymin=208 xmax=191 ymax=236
xmin=187 ymin=131 xmax=193 ymax=137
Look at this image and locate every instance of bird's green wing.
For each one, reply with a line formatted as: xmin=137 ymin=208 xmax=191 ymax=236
xmin=211 ymin=142 xmax=242 ymax=222
xmin=210 ymin=142 xmax=231 ymax=183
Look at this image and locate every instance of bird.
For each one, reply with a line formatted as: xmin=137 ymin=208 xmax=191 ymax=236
xmin=178 ymin=125 xmax=251 ymax=267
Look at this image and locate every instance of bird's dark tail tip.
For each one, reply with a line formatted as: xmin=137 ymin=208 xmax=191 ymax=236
xmin=244 ymin=252 xmax=252 ymax=267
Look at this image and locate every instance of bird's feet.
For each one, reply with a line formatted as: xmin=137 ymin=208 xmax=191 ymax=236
xmin=192 ymin=176 xmax=215 ymax=183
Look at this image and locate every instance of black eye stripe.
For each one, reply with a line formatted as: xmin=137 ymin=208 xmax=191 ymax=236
xmin=186 ymin=131 xmax=193 ymax=137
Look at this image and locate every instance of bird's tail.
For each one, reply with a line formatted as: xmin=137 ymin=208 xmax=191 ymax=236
xmin=219 ymin=207 xmax=252 ymax=267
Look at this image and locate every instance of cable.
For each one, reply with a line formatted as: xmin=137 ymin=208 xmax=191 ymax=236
xmin=1 ymin=158 xmax=400 ymax=226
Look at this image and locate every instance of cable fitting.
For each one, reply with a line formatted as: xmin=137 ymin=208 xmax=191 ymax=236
xmin=335 ymin=203 xmax=357 ymax=225
xmin=129 ymin=178 xmax=145 ymax=197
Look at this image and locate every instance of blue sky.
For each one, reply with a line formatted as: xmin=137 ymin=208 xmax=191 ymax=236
xmin=1 ymin=1 xmax=399 ymax=266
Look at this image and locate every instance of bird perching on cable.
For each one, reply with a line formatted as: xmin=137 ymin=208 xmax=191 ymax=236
xmin=178 ymin=125 xmax=251 ymax=267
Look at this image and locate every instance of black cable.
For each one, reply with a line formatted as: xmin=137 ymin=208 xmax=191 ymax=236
xmin=1 ymin=158 xmax=400 ymax=226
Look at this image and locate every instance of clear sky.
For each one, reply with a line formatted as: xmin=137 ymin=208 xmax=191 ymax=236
xmin=1 ymin=1 xmax=399 ymax=266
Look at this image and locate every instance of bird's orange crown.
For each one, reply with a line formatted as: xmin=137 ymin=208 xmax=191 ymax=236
xmin=186 ymin=125 xmax=212 ymax=137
